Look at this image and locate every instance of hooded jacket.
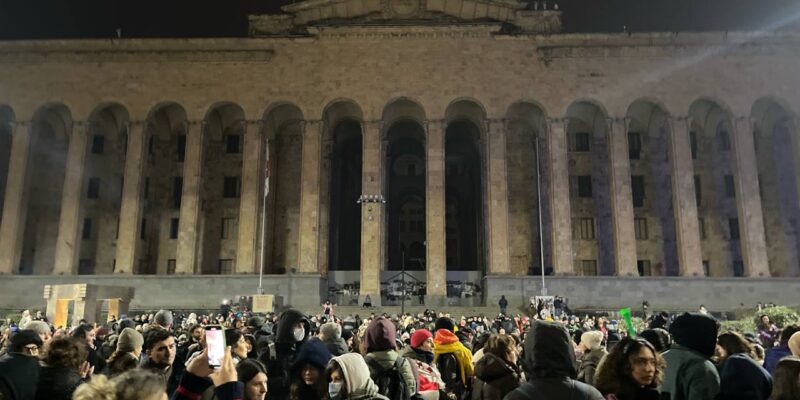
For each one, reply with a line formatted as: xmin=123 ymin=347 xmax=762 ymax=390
xmin=261 ymin=308 xmax=311 ymax=400
xmin=363 ymin=317 xmax=417 ymax=396
xmin=716 ymin=353 xmax=772 ymax=400
xmin=0 ymin=353 xmax=40 ymax=400
xmin=471 ymin=352 xmax=520 ymax=400
xmin=661 ymin=313 xmax=720 ymax=400
xmin=504 ymin=321 xmax=603 ymax=400
xmin=333 ymin=353 xmax=389 ymax=400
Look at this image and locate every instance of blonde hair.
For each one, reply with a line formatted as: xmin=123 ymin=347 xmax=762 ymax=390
xmin=73 ymin=369 xmax=166 ymax=400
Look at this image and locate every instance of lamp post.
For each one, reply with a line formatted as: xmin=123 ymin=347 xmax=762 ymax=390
xmin=534 ymin=136 xmax=547 ymax=296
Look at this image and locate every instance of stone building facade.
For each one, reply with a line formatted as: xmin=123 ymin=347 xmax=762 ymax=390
xmin=1 ymin=0 xmax=799 ymax=308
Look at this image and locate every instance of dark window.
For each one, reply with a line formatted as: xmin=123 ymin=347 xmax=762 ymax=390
xmin=690 ymin=131 xmax=698 ymax=159
xmin=733 ymin=261 xmax=744 ymax=277
xmin=407 ymin=164 xmax=416 ymax=177
xmin=170 ymin=218 xmax=179 ymax=239
xmin=694 ymin=175 xmax=702 ymax=207
xmin=725 ymin=175 xmax=736 ymax=198
xmin=78 ymin=259 xmax=94 ymax=275
xmin=718 ymin=130 xmax=731 ymax=151
xmin=225 ymin=134 xmax=241 ymax=154
xmin=82 ymin=218 xmax=92 ymax=240
xmin=628 ymin=132 xmax=642 ymax=160
xmin=580 ymin=260 xmax=598 ymax=276
xmin=219 ymin=259 xmax=234 ymax=274
xmin=223 ymin=176 xmax=240 ymax=198
xmin=140 ymin=218 xmax=146 ymax=240
xmin=637 ymin=260 xmax=652 ymax=276
xmin=699 ymin=218 xmax=707 ymax=240
xmin=173 ymin=177 xmax=183 ymax=209
xmin=575 ymin=132 xmax=590 ymax=152
xmin=703 ymin=260 xmax=710 ymax=276
xmin=729 ymin=218 xmax=740 ymax=240
xmin=634 ymin=218 xmax=648 ymax=240
xmin=176 ymin=134 xmax=186 ymax=162
xmin=148 ymin=135 xmax=155 ymax=155
xmin=631 ymin=175 xmax=645 ymax=207
xmin=577 ymin=175 xmax=592 ymax=198
xmin=91 ymin=135 xmax=105 ymax=154
xmin=87 ymin=177 xmax=100 ymax=199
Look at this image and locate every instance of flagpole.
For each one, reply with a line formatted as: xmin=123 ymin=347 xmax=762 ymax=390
xmin=258 ymin=137 xmax=270 ymax=295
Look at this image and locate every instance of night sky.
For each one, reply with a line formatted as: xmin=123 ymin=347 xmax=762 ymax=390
xmin=0 ymin=0 xmax=798 ymax=40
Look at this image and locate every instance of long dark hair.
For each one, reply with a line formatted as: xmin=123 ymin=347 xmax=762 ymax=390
xmin=717 ymin=332 xmax=754 ymax=361
xmin=770 ymin=357 xmax=800 ymax=400
xmin=290 ymin=362 xmax=327 ymax=400
xmin=594 ymin=337 xmax=665 ymax=397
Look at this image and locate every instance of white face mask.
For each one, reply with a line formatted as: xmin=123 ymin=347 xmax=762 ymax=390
xmin=293 ymin=327 xmax=305 ymax=342
xmin=328 ymin=382 xmax=343 ymax=398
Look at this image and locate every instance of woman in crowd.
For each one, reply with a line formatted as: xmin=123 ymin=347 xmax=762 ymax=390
xmin=757 ymin=315 xmax=780 ymax=348
xmin=577 ymin=331 xmax=607 ymax=386
xmin=594 ymin=337 xmax=663 ymax=400
xmin=472 ymin=334 xmax=521 ymax=400
xmin=106 ymin=328 xmax=144 ymax=377
xmin=769 ymin=356 xmax=800 ymax=400
xmin=326 ymin=353 xmax=389 ymax=400
xmin=74 ymin=369 xmax=167 ymax=400
xmin=224 ymin=329 xmax=249 ymax=365
xmin=715 ymin=332 xmax=772 ymax=400
xmin=289 ymin=337 xmax=332 ymax=400
xmin=36 ymin=336 xmax=91 ymax=400
xmin=237 ymin=359 xmax=269 ymax=400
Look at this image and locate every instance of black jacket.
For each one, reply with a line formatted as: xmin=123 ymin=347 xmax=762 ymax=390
xmin=0 ymin=353 xmax=40 ymax=400
xmin=35 ymin=366 xmax=82 ymax=400
xmin=472 ymin=353 xmax=519 ymax=400
xmin=716 ymin=353 xmax=772 ymax=400
xmin=504 ymin=321 xmax=603 ymax=400
xmin=259 ymin=308 xmax=310 ymax=400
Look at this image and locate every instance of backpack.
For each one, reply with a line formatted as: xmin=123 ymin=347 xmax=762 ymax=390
xmin=367 ymin=356 xmax=411 ymax=400
xmin=436 ymin=352 xmax=466 ymax=399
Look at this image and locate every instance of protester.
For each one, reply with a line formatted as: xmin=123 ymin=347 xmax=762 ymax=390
xmin=638 ymin=328 xmax=671 ymax=353
xmin=768 ymin=356 xmax=800 ymax=400
xmin=106 ymin=327 xmax=144 ymax=377
xmin=715 ymin=332 xmax=772 ymax=400
xmin=661 ymin=313 xmax=720 ymax=400
xmin=326 ymin=353 xmax=389 ymax=400
xmin=225 ymin=328 xmax=249 ymax=365
xmin=153 ymin=310 xmax=174 ymax=331
xmin=498 ymin=296 xmax=508 ymax=316
xmin=0 ymin=330 xmax=42 ymax=400
xmin=401 ymin=328 xmax=445 ymax=399
xmin=472 ymin=334 xmax=521 ymax=400
xmin=363 ymin=316 xmax=417 ymax=399
xmin=757 ymin=315 xmax=780 ymax=348
xmin=24 ymin=320 xmax=52 ymax=345
xmin=504 ymin=320 xmax=603 ymax=400
xmin=172 ymin=347 xmax=244 ymax=400
xmin=433 ymin=317 xmax=473 ymax=400
xmin=289 ymin=337 xmax=332 ymax=400
xmin=35 ymin=336 xmax=90 ymax=400
xmin=321 ymin=321 xmax=349 ymax=356
xmin=577 ymin=330 xmax=607 ymax=386
xmin=259 ymin=308 xmax=310 ymax=400
xmin=73 ymin=369 xmax=167 ymax=400
xmin=594 ymin=337 xmax=663 ymax=400
xmin=71 ymin=323 xmax=107 ymax=373
xmin=141 ymin=328 xmax=179 ymax=395
xmin=763 ymin=325 xmax=800 ymax=373
xmin=237 ymin=359 xmax=269 ymax=400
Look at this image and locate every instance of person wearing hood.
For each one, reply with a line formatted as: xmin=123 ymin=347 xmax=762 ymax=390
xmin=321 ymin=321 xmax=350 ymax=356
xmin=364 ymin=316 xmax=417 ymax=398
xmin=289 ymin=337 xmax=332 ymax=400
xmin=504 ymin=320 xmax=603 ymax=400
xmin=594 ymin=337 xmax=663 ymax=400
xmin=402 ymin=329 xmax=446 ymax=399
xmin=577 ymin=330 xmax=607 ymax=386
xmin=0 ymin=330 xmax=42 ymax=400
xmin=660 ymin=312 xmax=720 ymax=400
xmin=327 ymin=353 xmax=389 ymax=400
xmin=715 ymin=332 xmax=772 ymax=400
xmin=259 ymin=308 xmax=311 ymax=400
xmin=472 ymin=334 xmax=520 ymax=400
xmin=433 ymin=317 xmax=473 ymax=400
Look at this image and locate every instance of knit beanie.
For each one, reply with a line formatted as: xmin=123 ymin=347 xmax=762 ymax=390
xmin=789 ymin=331 xmax=800 ymax=356
xmin=580 ymin=331 xmax=604 ymax=351
xmin=434 ymin=317 xmax=455 ymax=333
xmin=410 ymin=329 xmax=433 ymax=349
xmin=639 ymin=328 xmax=672 ymax=353
xmin=10 ymin=329 xmax=42 ymax=352
xmin=117 ymin=328 xmax=144 ymax=353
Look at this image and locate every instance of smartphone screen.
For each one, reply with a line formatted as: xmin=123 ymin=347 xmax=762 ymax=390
xmin=205 ymin=326 xmax=226 ymax=368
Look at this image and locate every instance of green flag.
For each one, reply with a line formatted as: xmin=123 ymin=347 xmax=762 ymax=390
xmin=619 ymin=307 xmax=635 ymax=337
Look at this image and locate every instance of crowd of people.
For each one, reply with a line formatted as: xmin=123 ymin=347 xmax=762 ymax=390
xmin=1 ymin=304 xmax=799 ymax=400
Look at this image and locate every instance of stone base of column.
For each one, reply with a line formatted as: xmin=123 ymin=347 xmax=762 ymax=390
xmin=358 ymin=294 xmax=382 ymax=308
xmin=424 ymin=295 xmax=448 ymax=307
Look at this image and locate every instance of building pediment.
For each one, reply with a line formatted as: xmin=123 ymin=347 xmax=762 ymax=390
xmin=249 ymin=0 xmax=561 ymax=36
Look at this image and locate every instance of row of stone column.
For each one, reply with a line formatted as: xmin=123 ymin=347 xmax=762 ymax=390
xmin=0 ymin=114 xmax=771 ymax=292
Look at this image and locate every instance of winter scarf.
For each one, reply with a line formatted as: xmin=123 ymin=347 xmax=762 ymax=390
xmin=433 ymin=329 xmax=474 ymax=384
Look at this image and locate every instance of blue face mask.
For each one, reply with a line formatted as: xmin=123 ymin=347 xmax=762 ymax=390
xmin=328 ymin=382 xmax=343 ymax=398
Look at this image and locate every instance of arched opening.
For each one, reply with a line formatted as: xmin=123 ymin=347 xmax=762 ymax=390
xmin=752 ymin=98 xmax=800 ymax=277
xmin=386 ymin=120 xmax=426 ymax=270
xmin=200 ymin=103 xmax=245 ymax=275
xmin=445 ymin=120 xmax=484 ymax=271
xmin=82 ymin=104 xmax=129 ymax=274
xmin=0 ymin=106 xmax=14 ymax=228
xmin=626 ymin=100 xmax=678 ymax=276
xmin=262 ymin=104 xmax=304 ymax=274
xmin=505 ymin=102 xmax=549 ymax=275
xmin=328 ymin=119 xmax=363 ymax=270
xmin=565 ymin=101 xmax=614 ymax=276
xmin=689 ymin=99 xmax=742 ymax=277
xmin=141 ymin=103 xmax=188 ymax=275
xmin=20 ymin=104 xmax=71 ymax=274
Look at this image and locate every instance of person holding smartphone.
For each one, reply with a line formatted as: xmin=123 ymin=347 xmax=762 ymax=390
xmin=171 ymin=347 xmax=243 ymax=400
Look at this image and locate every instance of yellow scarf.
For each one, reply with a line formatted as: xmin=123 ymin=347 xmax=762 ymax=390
xmin=433 ymin=329 xmax=474 ymax=385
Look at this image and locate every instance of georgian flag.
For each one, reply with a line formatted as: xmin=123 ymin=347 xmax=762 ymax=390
xmin=264 ymin=139 xmax=270 ymax=198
